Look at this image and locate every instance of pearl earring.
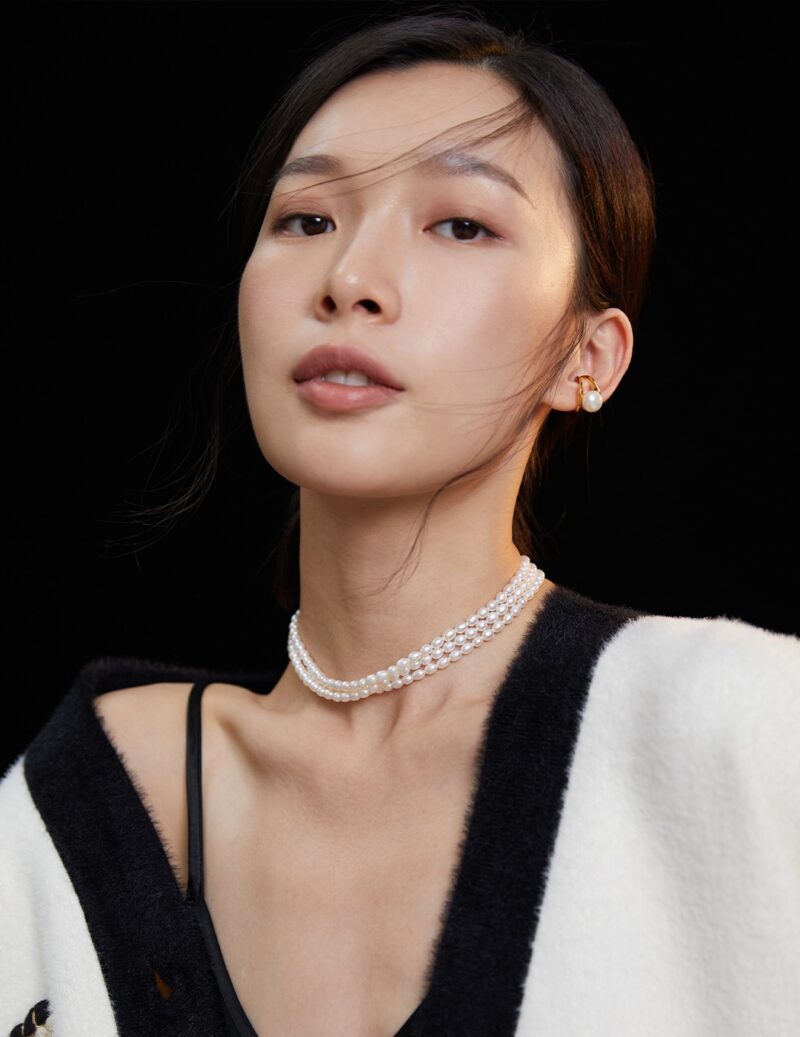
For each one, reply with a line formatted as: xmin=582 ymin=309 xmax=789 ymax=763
xmin=575 ymin=374 xmax=603 ymax=413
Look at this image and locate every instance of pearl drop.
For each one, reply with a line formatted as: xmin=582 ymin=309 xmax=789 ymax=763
xmin=582 ymin=389 xmax=602 ymax=412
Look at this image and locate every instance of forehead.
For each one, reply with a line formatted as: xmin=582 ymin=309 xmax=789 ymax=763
xmin=283 ymin=61 xmax=566 ymax=204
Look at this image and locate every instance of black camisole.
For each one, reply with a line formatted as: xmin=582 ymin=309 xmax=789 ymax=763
xmin=183 ymin=680 xmax=427 ymax=1037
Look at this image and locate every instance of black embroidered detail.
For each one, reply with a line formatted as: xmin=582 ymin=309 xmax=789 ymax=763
xmin=7 ymin=999 xmax=53 ymax=1036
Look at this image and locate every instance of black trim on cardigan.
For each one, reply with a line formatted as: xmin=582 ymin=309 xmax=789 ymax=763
xmin=21 ymin=584 xmax=641 ymax=1036
xmin=407 ymin=584 xmax=642 ymax=1036
xmin=23 ymin=653 xmax=279 ymax=1037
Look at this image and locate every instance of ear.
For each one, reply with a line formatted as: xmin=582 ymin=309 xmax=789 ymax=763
xmin=544 ymin=308 xmax=634 ymax=413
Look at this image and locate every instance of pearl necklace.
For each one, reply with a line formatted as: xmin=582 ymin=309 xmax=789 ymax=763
xmin=287 ymin=555 xmax=545 ymax=702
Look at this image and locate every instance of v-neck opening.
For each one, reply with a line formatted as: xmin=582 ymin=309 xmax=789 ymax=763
xmin=23 ymin=582 xmax=642 ymax=1035
xmin=85 ymin=584 xmax=566 ymax=1036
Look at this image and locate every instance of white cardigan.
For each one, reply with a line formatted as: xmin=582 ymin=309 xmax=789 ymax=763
xmin=1 ymin=586 xmax=799 ymax=1036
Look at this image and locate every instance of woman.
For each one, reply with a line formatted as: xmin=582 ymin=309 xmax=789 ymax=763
xmin=2 ymin=9 xmax=798 ymax=1037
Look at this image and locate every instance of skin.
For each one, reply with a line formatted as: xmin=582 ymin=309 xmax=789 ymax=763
xmin=94 ymin=60 xmax=636 ymax=1034
xmin=237 ymin=60 xmax=633 ymax=757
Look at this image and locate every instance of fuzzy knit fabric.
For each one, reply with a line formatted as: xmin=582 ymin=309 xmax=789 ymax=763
xmin=1 ymin=583 xmax=798 ymax=1037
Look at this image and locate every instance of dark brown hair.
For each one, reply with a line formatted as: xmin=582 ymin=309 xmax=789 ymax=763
xmin=109 ymin=4 xmax=656 ymax=616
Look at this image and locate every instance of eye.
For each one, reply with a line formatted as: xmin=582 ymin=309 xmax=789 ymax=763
xmin=269 ymin=212 xmax=332 ymax=236
xmin=267 ymin=212 xmax=500 ymax=242
xmin=432 ymin=217 xmax=499 ymax=243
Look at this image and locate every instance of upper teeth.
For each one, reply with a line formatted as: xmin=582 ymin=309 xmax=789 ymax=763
xmin=321 ymin=370 xmax=379 ymax=386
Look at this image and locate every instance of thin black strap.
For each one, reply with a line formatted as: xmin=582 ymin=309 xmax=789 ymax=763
xmin=186 ymin=680 xmax=210 ymax=905
xmin=183 ymin=680 xmax=262 ymax=1036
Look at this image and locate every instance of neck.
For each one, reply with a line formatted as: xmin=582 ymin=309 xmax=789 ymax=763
xmin=275 ymin=481 xmax=554 ymax=742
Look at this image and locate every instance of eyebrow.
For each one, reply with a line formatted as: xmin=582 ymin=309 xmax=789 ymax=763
xmin=270 ymin=149 xmax=533 ymax=206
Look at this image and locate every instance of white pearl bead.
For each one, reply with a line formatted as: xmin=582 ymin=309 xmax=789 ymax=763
xmin=582 ymin=389 xmax=602 ymax=412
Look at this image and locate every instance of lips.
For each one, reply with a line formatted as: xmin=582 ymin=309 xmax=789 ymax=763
xmin=292 ymin=344 xmax=405 ymax=390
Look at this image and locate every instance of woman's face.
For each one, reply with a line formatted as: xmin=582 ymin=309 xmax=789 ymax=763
xmin=238 ymin=61 xmax=579 ymax=499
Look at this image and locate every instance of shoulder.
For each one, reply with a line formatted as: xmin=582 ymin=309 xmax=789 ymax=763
xmin=599 ymin=609 xmax=800 ymax=698
xmin=589 ymin=610 xmax=800 ymax=790
xmin=91 ymin=683 xmax=192 ymax=795
xmin=92 ymin=681 xmax=206 ymax=789
xmin=92 ymin=679 xmax=251 ymax=743
xmin=92 ymin=680 xmax=195 ymax=735
xmin=91 ymin=680 xmax=252 ymax=789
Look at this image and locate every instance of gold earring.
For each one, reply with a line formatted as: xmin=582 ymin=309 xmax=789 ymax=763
xmin=575 ymin=374 xmax=603 ymax=413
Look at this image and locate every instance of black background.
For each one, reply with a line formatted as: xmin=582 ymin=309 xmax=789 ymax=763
xmin=4 ymin=1 xmax=796 ymax=770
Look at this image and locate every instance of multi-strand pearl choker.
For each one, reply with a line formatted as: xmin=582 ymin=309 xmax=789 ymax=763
xmin=287 ymin=555 xmax=545 ymax=702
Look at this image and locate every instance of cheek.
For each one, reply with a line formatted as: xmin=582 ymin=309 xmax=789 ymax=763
xmin=238 ymin=253 xmax=283 ymax=361
xmin=422 ymin=261 xmax=564 ymax=409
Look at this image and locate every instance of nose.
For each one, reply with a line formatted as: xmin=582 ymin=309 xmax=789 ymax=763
xmin=313 ymin=216 xmax=401 ymax=324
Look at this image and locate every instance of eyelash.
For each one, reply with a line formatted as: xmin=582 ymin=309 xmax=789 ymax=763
xmin=268 ymin=211 xmax=500 ymax=243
